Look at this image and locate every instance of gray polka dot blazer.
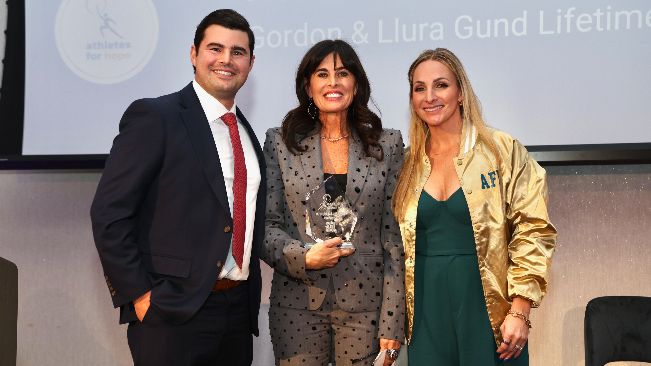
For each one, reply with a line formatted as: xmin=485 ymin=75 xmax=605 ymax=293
xmin=262 ymin=126 xmax=406 ymax=341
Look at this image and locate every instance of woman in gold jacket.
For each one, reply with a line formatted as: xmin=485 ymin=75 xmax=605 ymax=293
xmin=393 ymin=48 xmax=556 ymax=364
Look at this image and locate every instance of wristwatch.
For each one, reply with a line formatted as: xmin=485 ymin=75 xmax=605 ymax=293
xmin=386 ymin=349 xmax=399 ymax=360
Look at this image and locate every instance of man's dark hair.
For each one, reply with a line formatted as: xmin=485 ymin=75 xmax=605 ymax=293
xmin=194 ymin=9 xmax=255 ymax=55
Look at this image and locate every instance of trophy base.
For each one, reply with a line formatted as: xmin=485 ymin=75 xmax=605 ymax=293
xmin=302 ymin=242 xmax=355 ymax=250
xmin=339 ymin=241 xmax=354 ymax=249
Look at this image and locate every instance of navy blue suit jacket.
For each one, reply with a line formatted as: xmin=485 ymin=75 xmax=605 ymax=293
xmin=90 ymin=83 xmax=265 ymax=335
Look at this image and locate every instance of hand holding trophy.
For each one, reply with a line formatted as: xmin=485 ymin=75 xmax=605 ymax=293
xmin=304 ymin=237 xmax=355 ymax=270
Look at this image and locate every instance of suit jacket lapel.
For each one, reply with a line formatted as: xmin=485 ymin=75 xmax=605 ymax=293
xmin=298 ymin=129 xmax=325 ymax=194
xmin=346 ymin=133 xmax=372 ymax=208
xmin=178 ymin=83 xmax=231 ymax=216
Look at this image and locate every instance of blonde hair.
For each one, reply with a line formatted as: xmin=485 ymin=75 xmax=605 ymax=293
xmin=393 ymin=48 xmax=498 ymax=221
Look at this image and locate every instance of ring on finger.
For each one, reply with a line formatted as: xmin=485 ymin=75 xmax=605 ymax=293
xmin=502 ymin=339 xmax=511 ymax=345
xmin=514 ymin=344 xmax=522 ymax=350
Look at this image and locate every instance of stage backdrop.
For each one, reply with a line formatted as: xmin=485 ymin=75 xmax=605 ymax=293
xmin=1 ymin=166 xmax=650 ymax=365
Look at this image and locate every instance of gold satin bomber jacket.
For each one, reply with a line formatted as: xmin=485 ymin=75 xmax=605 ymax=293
xmin=399 ymin=121 xmax=557 ymax=345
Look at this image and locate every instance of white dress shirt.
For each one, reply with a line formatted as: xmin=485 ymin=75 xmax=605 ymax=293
xmin=192 ymin=81 xmax=260 ymax=281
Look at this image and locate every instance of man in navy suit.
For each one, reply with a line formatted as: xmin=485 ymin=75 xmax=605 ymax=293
xmin=90 ymin=9 xmax=265 ymax=365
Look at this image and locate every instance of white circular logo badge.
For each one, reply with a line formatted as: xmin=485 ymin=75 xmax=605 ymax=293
xmin=55 ymin=0 xmax=159 ymax=84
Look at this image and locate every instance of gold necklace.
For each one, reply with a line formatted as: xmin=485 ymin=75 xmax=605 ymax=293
xmin=321 ymin=134 xmax=349 ymax=143
xmin=321 ymin=137 xmax=348 ymax=173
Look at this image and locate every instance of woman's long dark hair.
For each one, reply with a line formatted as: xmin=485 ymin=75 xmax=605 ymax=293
xmin=281 ymin=40 xmax=383 ymax=160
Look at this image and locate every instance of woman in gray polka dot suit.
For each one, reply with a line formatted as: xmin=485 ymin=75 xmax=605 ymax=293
xmin=262 ymin=40 xmax=406 ymax=366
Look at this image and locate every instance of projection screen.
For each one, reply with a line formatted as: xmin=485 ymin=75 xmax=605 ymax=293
xmin=1 ymin=0 xmax=650 ymax=167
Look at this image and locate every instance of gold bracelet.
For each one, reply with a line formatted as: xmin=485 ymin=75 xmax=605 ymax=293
xmin=507 ymin=310 xmax=532 ymax=328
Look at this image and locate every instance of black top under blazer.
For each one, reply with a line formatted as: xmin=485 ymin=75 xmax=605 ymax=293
xmin=262 ymin=126 xmax=406 ymax=340
xmin=90 ymin=83 xmax=266 ymax=335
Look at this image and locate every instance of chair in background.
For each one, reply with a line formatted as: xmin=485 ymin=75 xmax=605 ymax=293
xmin=584 ymin=296 xmax=651 ymax=366
xmin=0 ymin=256 xmax=18 ymax=366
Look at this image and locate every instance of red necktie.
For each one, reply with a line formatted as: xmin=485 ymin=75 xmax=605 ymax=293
xmin=221 ymin=112 xmax=246 ymax=269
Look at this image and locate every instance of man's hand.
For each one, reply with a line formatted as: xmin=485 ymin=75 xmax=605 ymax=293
xmin=134 ymin=290 xmax=151 ymax=322
xmin=305 ymin=237 xmax=355 ymax=270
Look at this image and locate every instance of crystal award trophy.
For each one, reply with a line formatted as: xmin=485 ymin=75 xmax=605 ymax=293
xmin=304 ymin=175 xmax=357 ymax=249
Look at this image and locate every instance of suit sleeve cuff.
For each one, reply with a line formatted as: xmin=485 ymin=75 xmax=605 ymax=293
xmin=282 ymin=241 xmax=313 ymax=284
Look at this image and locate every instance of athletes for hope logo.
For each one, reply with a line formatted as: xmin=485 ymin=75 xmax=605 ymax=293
xmin=55 ymin=0 xmax=158 ymax=84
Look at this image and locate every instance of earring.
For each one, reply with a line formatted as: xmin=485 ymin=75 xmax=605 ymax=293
xmin=307 ymin=98 xmax=318 ymax=120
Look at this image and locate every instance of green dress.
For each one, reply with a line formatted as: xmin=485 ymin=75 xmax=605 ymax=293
xmin=408 ymin=188 xmax=528 ymax=365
